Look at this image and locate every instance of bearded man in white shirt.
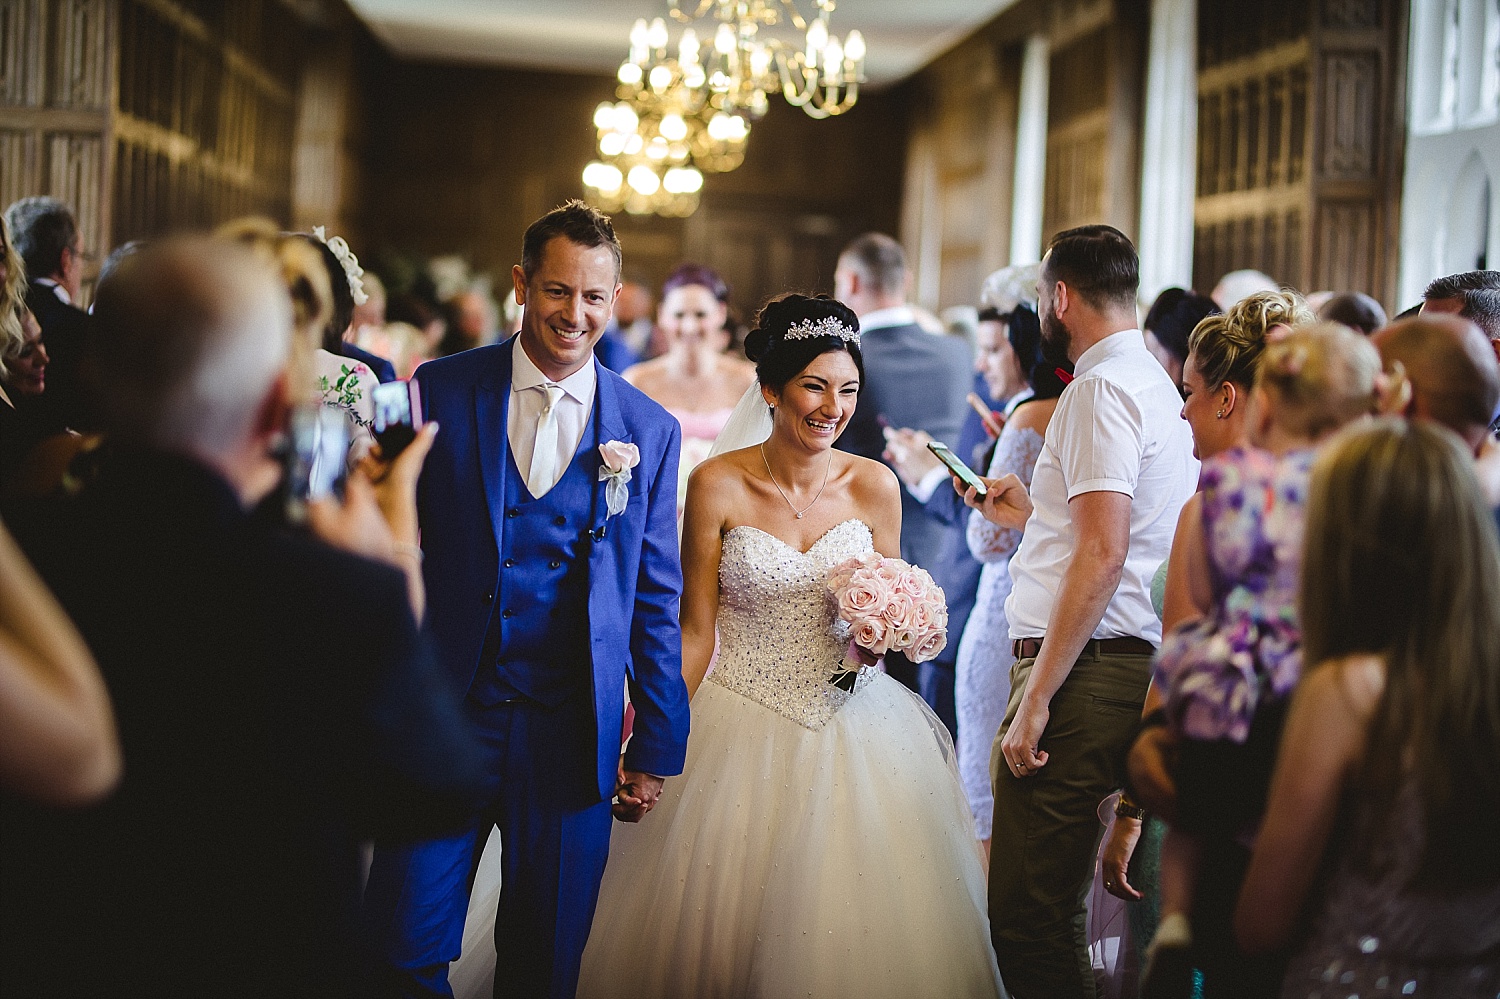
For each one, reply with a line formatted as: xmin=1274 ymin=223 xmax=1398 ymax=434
xmin=963 ymin=224 xmax=1198 ymax=999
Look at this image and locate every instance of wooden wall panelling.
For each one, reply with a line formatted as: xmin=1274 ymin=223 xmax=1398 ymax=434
xmin=1043 ymin=26 xmax=1110 ymax=242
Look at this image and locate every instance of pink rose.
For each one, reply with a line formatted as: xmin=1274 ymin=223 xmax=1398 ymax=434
xmin=911 ymin=628 xmax=948 ymax=664
xmin=852 ymin=618 xmax=891 ymax=656
xmin=834 ymin=567 xmax=888 ymax=624
xmin=894 ymin=567 xmax=928 ymax=597
xmin=599 ymin=440 xmax=640 ymax=474
xmin=874 ymin=561 xmax=904 ymax=588
xmin=882 ymin=592 xmax=917 ymax=633
xmin=890 ymin=627 xmax=918 ymax=652
xmin=909 ymin=597 xmax=936 ymax=635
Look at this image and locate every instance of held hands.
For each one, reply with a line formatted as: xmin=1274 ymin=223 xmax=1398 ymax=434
xmin=999 ymin=695 xmax=1050 ymax=779
xmin=881 ymin=427 xmax=943 ymax=489
xmin=959 ymin=473 xmax=1033 ymax=531
xmin=613 ymin=760 xmax=665 ymax=823
xmin=1101 ymin=810 xmax=1144 ymax=901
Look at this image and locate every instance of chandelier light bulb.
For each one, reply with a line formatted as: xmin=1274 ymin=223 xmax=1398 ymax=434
xmin=629 ymin=18 xmax=648 ymax=49
xmin=618 ymin=62 xmax=643 ymax=85
xmin=806 ymin=17 xmax=828 ymax=58
xmin=583 ymin=161 xmax=623 ymax=193
xmin=844 ymin=29 xmax=865 ymax=63
xmin=648 ymin=64 xmax=672 ymax=91
xmin=647 ymin=17 xmax=669 ymax=51
xmin=660 ymin=113 xmax=688 ymax=142
xmin=600 ymin=132 xmax=627 ymax=156
xmin=714 ymin=23 xmax=735 ymax=56
xmin=594 ymin=102 xmax=615 ymax=130
xmin=646 ymin=136 xmax=670 ymax=160
xmin=663 ymin=166 xmax=703 ymax=194
xmin=707 ymin=111 xmax=732 ymax=141
xmin=749 ymin=45 xmax=771 ymax=78
xmin=628 ymin=165 xmax=661 ymax=195
xmin=679 ymin=28 xmax=700 ymax=64
xmin=615 ymin=103 xmax=639 ymax=133
xmin=823 ymin=37 xmax=844 ymax=82
xmin=623 ymin=133 xmax=644 ymax=155
xmin=684 ymin=63 xmax=706 ymax=88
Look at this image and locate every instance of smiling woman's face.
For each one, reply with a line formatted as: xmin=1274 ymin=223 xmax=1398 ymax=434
xmin=762 ymin=349 xmax=861 ymax=452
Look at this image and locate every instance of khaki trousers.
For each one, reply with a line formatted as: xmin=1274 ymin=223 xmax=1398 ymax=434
xmin=987 ymin=646 xmax=1151 ymax=999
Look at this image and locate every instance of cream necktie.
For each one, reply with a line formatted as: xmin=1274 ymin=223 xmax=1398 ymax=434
xmin=527 ymin=383 xmax=565 ymax=497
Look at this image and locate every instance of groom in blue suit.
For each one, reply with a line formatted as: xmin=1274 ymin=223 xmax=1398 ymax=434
xmin=365 ymin=202 xmax=691 ymax=999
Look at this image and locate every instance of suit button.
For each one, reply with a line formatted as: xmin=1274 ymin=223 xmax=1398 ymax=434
xmin=549 ymin=560 xmax=561 ymax=569
xmin=553 ymin=515 xmax=567 ymax=526
xmin=506 ymin=508 xmax=519 ymax=519
xmin=503 ymin=558 xmax=516 ymax=568
xmin=501 ymin=609 xmax=515 ymax=620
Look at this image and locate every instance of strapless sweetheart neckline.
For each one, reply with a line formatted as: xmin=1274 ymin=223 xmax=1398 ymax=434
xmin=723 ymin=518 xmax=871 ymax=557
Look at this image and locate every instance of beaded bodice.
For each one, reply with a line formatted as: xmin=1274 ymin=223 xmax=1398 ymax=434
xmin=709 ymin=519 xmax=875 ymax=730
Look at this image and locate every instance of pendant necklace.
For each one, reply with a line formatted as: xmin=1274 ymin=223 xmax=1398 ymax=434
xmin=760 ymin=443 xmax=833 ymax=519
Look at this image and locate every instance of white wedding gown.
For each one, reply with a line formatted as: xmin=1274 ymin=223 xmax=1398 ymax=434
xmin=572 ymin=518 xmax=1005 ymax=998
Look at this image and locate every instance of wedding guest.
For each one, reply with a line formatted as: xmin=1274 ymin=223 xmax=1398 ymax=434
xmin=389 ymin=289 xmax=448 ymax=363
xmin=92 ymin=239 xmax=148 ymax=304
xmin=1236 ymin=418 xmax=1500 ymax=998
xmin=1102 ymin=290 xmax=1307 ymax=910
xmin=1374 ymin=314 xmax=1500 ymax=507
xmin=439 ymin=287 xmax=500 ymax=356
xmin=0 ymin=236 xmax=486 ymax=997
xmin=964 ymin=225 xmax=1197 ymax=999
xmin=624 ymin=263 xmax=756 ymax=513
xmin=1143 ymin=287 xmax=1219 ymax=391
xmin=1423 ymin=270 xmax=1500 ymax=435
xmin=305 ymin=229 xmax=398 ymax=383
xmin=610 ymin=279 xmax=654 ymax=358
xmin=1316 ymin=291 xmax=1386 ymax=335
xmin=1139 ymin=324 xmax=1382 ymax=999
xmin=1211 ymin=269 xmax=1277 ymax=310
xmin=4 ymin=196 xmax=92 ymax=431
xmin=0 ymin=305 xmax=56 ymax=492
xmin=835 ymin=232 xmax=972 ymax=691
xmin=364 ymin=201 xmax=690 ymax=999
xmin=958 ymin=264 xmax=1066 ymax=857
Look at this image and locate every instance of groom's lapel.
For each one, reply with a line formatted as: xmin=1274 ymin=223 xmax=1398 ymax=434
xmin=587 ymin=364 xmax=633 ymax=547
xmin=476 ymin=340 xmax=516 ymax=544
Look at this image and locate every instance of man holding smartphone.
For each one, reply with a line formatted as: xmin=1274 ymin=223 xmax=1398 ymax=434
xmin=964 ymin=226 xmax=1197 ymax=999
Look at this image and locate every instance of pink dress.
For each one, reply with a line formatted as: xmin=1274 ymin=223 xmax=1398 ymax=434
xmin=666 ymin=406 xmax=736 ymax=514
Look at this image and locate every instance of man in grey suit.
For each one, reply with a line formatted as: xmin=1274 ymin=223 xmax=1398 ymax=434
xmin=834 ymin=233 xmax=972 ymax=691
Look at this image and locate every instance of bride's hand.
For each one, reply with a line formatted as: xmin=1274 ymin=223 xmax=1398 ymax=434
xmin=613 ymin=761 xmax=665 ymax=823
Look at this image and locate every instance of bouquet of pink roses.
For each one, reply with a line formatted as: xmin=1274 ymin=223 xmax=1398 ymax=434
xmin=825 ymin=553 xmax=948 ymax=665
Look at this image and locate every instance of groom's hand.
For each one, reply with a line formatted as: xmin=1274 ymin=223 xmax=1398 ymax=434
xmin=613 ymin=766 xmax=664 ymax=823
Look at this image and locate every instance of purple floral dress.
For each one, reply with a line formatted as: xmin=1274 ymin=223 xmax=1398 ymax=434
xmin=1154 ymin=447 xmax=1315 ymax=743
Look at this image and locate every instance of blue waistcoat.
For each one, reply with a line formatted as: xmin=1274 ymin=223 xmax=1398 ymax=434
xmin=472 ymin=409 xmax=602 ymax=707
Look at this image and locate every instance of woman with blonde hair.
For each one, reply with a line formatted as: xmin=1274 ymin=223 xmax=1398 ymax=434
xmin=1237 ymin=418 xmax=1500 ymax=997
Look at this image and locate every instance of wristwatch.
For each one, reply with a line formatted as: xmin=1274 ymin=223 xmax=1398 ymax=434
xmin=1114 ymin=793 xmax=1148 ymax=821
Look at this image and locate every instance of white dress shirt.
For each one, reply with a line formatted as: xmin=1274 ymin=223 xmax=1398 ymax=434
xmin=508 ymin=338 xmax=597 ymax=497
xmin=857 ymin=305 xmax=917 ymax=333
xmin=1005 ymin=329 xmax=1198 ymax=646
xmin=32 ymin=276 xmax=71 ymax=305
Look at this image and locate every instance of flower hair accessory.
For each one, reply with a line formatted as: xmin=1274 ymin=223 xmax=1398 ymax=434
xmin=598 ymin=441 xmax=640 ymax=518
xmin=312 ymin=225 xmax=368 ymax=306
xmin=784 ymin=316 xmax=860 ymax=345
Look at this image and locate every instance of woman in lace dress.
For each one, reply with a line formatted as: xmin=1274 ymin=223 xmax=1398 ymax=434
xmin=623 ymin=264 xmax=756 ymax=514
xmin=955 ymin=267 xmax=1068 ymax=860
xmin=576 ymin=294 xmax=1004 ymax=998
xmin=1235 ymin=418 xmax=1500 ymax=998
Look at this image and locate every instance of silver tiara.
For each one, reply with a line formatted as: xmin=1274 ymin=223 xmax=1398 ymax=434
xmin=784 ymin=316 xmax=860 ymax=345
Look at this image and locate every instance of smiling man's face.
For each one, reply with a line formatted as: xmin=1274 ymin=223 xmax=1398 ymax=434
xmin=512 ymin=236 xmax=621 ymax=380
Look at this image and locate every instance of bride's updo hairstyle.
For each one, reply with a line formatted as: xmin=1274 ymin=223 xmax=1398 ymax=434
xmin=744 ymin=294 xmax=864 ymax=391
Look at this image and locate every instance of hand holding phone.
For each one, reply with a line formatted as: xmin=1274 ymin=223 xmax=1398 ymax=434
xmin=372 ymin=379 xmax=424 ymax=457
xmin=926 ymin=440 xmax=987 ymax=497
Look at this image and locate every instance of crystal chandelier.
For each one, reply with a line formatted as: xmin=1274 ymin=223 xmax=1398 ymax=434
xmin=626 ymin=1 xmax=867 ymax=121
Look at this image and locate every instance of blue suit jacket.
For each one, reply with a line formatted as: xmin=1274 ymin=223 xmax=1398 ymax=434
xmin=414 ymin=339 xmax=690 ymax=800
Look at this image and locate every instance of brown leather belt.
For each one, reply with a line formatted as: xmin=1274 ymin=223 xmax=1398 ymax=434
xmin=1011 ymin=636 xmax=1156 ymax=660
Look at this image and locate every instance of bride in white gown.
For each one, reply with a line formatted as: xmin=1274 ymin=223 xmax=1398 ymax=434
xmin=454 ymin=295 xmax=1003 ymax=999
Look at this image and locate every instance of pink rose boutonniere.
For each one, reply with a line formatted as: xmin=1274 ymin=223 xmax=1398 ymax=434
xmin=598 ymin=441 xmax=640 ymax=517
xmin=825 ymin=554 xmax=948 ymax=673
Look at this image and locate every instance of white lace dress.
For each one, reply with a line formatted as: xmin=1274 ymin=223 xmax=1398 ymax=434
xmin=954 ymin=425 xmax=1044 ymax=839
xmin=572 ymin=519 xmax=1004 ymax=999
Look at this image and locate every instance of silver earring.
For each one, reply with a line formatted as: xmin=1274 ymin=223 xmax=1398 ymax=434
xmin=1216 ymin=409 xmax=1225 ymax=419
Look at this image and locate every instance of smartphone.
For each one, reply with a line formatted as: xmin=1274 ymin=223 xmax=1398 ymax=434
xmin=283 ymin=404 xmax=351 ymax=524
xmin=927 ymin=440 xmax=988 ymax=497
xmin=372 ymin=379 xmax=423 ymax=457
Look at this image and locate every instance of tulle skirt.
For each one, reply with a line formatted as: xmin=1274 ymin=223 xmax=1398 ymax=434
xmin=574 ymin=671 xmax=1005 ymax=999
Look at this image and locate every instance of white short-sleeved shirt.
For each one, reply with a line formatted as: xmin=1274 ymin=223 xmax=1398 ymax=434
xmin=1005 ymin=329 xmax=1198 ymax=646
